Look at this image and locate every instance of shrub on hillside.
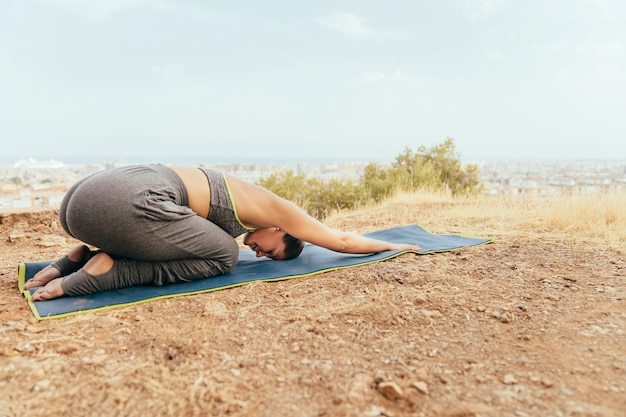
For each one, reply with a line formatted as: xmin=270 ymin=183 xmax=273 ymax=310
xmin=257 ymin=172 xmax=364 ymax=219
xmin=258 ymin=138 xmax=482 ymax=219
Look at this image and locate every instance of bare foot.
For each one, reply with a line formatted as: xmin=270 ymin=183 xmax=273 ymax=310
xmin=23 ymin=264 xmax=62 ymax=290
xmin=24 ymin=245 xmax=91 ymax=290
xmin=31 ymin=277 xmax=65 ymax=301
xmin=31 ymin=253 xmax=115 ymax=301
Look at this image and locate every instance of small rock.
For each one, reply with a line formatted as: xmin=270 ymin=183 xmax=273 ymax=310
xmin=91 ymin=354 xmax=108 ymax=364
xmin=36 ymin=380 xmax=50 ymax=390
xmin=503 ymin=374 xmax=518 ymax=385
xmin=412 ymin=381 xmax=429 ymax=395
xmin=413 ymin=293 xmax=427 ymax=303
xmin=499 ymin=313 xmax=512 ymax=323
xmin=8 ymin=232 xmax=27 ymax=242
xmin=36 ymin=235 xmax=67 ymax=247
xmin=27 ymin=325 xmax=47 ymax=334
xmin=414 ymin=368 xmax=428 ymax=380
xmin=348 ymin=373 xmax=373 ymax=399
xmin=421 ymin=309 xmax=443 ymax=318
xmin=378 ymin=381 xmax=403 ymax=401
xmin=589 ymin=325 xmax=610 ymax=335
xmin=476 ymin=375 xmax=488 ymax=384
xmin=204 ymin=301 xmax=229 ymax=318
xmin=365 ymin=406 xmax=389 ymax=417
xmin=560 ymin=386 xmax=574 ymax=396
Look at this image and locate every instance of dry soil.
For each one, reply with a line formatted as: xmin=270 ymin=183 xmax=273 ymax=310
xmin=1 ymin=200 xmax=624 ymax=417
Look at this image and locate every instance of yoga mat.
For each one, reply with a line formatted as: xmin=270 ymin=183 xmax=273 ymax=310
xmin=18 ymin=224 xmax=493 ymax=320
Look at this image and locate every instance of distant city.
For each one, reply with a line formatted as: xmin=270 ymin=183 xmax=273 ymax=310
xmin=1 ymin=158 xmax=625 ymax=211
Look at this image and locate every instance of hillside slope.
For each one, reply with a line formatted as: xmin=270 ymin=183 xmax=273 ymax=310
xmin=1 ymin=196 xmax=624 ymax=417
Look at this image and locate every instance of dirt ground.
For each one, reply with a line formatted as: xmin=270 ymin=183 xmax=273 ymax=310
xmin=1 ymin=199 xmax=625 ymax=417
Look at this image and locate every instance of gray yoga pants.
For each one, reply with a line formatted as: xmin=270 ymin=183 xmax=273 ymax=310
xmin=58 ymin=164 xmax=239 ymax=296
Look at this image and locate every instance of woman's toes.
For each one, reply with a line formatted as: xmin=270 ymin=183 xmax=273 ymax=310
xmin=31 ymin=278 xmax=65 ymax=301
xmin=25 ymin=265 xmax=62 ymax=289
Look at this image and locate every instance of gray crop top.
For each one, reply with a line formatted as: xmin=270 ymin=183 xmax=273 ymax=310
xmin=200 ymin=168 xmax=255 ymax=238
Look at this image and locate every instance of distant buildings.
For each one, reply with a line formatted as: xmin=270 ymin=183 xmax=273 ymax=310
xmin=477 ymin=160 xmax=626 ymax=196
xmin=1 ymin=159 xmax=625 ymax=211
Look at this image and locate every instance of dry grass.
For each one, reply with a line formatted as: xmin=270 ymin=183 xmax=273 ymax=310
xmin=327 ymin=187 xmax=626 ymax=249
xmin=543 ymin=189 xmax=626 ymax=241
xmin=476 ymin=189 xmax=626 ymax=247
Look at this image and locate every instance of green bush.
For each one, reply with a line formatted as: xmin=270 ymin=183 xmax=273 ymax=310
xmin=258 ymin=138 xmax=482 ymax=219
xmin=257 ymin=172 xmax=365 ymax=219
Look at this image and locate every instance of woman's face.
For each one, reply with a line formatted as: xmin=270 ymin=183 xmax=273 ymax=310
xmin=243 ymin=228 xmax=287 ymax=259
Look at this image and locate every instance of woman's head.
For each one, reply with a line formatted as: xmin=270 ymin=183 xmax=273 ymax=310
xmin=243 ymin=228 xmax=304 ymax=260
xmin=281 ymin=232 xmax=305 ymax=260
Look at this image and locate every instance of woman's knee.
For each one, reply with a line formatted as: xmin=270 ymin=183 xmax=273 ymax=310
xmin=193 ymin=238 xmax=239 ymax=277
xmin=219 ymin=238 xmax=240 ymax=273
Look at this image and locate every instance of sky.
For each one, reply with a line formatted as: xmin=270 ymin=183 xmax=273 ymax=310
xmin=1 ymin=0 xmax=625 ymax=165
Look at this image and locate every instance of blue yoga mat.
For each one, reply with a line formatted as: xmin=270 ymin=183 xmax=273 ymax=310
xmin=18 ymin=224 xmax=493 ymax=320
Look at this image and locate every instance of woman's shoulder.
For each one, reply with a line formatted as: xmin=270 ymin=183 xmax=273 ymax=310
xmin=225 ymin=174 xmax=289 ymax=227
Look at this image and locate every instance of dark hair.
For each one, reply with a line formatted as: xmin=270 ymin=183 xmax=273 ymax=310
xmin=282 ymin=233 xmax=305 ymax=260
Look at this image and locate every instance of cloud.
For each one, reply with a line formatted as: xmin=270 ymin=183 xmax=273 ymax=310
xmin=582 ymin=62 xmax=626 ymax=104
xmin=150 ymin=64 xmax=186 ymax=80
xmin=37 ymin=0 xmax=160 ymax=21
xmin=315 ymin=12 xmax=406 ymax=40
xmin=532 ymin=40 xmax=624 ymax=64
xmin=591 ymin=0 xmax=617 ymax=21
xmin=346 ymin=70 xmax=437 ymax=88
xmin=530 ymin=40 xmax=570 ymax=61
xmin=486 ymin=47 xmax=505 ymax=62
xmin=457 ymin=0 xmax=509 ymax=23
xmin=576 ymin=41 xmax=625 ymax=61
xmin=557 ymin=68 xmax=571 ymax=83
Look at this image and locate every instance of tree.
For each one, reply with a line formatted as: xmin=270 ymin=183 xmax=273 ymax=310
xmin=257 ymin=171 xmax=309 ymax=204
xmin=258 ymin=171 xmax=364 ymax=219
xmin=389 ymin=147 xmax=438 ymax=191
xmin=257 ymin=138 xmax=483 ymax=220
xmin=361 ymin=162 xmax=394 ymax=202
xmin=417 ymin=137 xmax=482 ymax=195
xmin=9 ymin=176 xmax=23 ymax=186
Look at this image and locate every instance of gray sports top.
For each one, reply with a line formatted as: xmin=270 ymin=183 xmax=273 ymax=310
xmin=200 ymin=168 xmax=255 ymax=238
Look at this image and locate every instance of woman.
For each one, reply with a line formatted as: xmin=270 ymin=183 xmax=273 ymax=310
xmin=25 ymin=164 xmax=421 ymax=301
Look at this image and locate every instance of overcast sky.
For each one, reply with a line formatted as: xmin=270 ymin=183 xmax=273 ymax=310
xmin=1 ymin=0 xmax=625 ymax=164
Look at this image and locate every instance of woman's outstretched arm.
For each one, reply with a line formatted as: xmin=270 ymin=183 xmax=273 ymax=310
xmin=281 ymin=200 xmax=420 ymax=253
xmin=228 ymin=175 xmax=421 ymax=254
